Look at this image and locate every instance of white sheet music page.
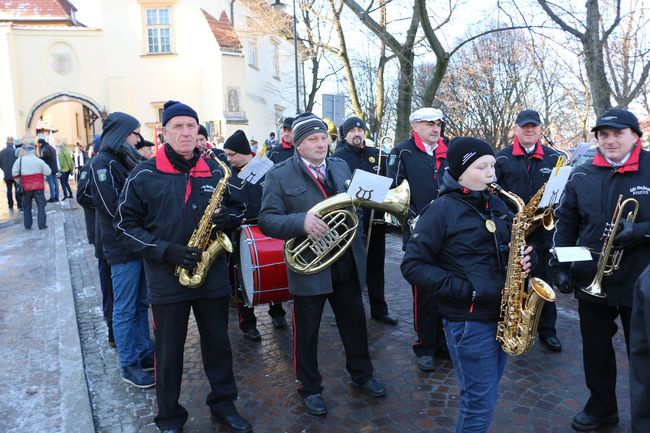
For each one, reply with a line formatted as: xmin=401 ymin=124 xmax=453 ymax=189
xmin=238 ymin=155 xmax=274 ymax=184
xmin=346 ymin=169 xmax=392 ymax=203
xmin=552 ymin=247 xmax=593 ymax=262
xmin=539 ymin=166 xmax=572 ymax=208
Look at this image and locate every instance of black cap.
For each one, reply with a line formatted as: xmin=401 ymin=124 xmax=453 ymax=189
xmin=198 ymin=125 xmax=208 ymax=138
xmin=339 ymin=116 xmax=366 ymax=138
xmin=136 ymin=139 xmax=154 ymax=150
xmin=446 ymin=137 xmax=495 ymax=180
xmin=223 ymin=130 xmax=252 ymax=155
xmin=591 ymin=108 xmax=642 ymax=137
xmin=515 ymin=110 xmax=542 ymax=127
xmin=282 ymin=117 xmax=295 ymax=130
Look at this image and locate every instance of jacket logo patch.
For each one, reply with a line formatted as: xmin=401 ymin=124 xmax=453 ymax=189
xmin=539 ymin=167 xmax=552 ymax=174
xmin=97 ymin=169 xmax=107 ymax=182
xmin=80 ymin=171 xmax=88 ymax=180
xmin=388 ymin=154 xmax=397 ymax=166
xmin=630 ymin=185 xmax=650 ymax=195
xmin=201 ymin=185 xmax=215 ymax=194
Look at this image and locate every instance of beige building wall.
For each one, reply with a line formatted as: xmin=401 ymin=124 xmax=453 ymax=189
xmin=0 ymin=1 xmax=299 ymax=145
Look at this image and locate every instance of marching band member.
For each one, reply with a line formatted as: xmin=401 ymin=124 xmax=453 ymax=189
xmin=387 ymin=107 xmax=449 ymax=371
xmin=197 ymin=125 xmax=228 ymax=165
xmin=631 ymin=264 xmax=650 ymax=433
xmin=401 ymin=137 xmax=534 ymax=433
xmin=267 ymin=117 xmax=295 ymax=163
xmin=224 ymin=129 xmax=287 ymax=341
xmin=115 ymin=101 xmax=251 ymax=433
xmin=552 ymin=108 xmax=650 ymax=431
xmin=495 ymin=109 xmax=562 ymax=352
xmin=259 ymin=112 xmax=386 ymax=416
xmin=333 ymin=116 xmax=398 ymax=325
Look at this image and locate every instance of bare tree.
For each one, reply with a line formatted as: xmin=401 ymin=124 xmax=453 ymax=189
xmin=536 ymin=0 xmax=650 ymax=116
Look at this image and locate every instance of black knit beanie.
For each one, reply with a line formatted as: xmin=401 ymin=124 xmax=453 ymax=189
xmin=161 ymin=100 xmax=199 ymax=126
xmin=292 ymin=112 xmax=328 ymax=146
xmin=446 ymin=137 xmax=495 ymax=180
xmin=223 ymin=130 xmax=251 ymax=155
xmin=198 ymin=125 xmax=209 ymax=138
xmin=339 ymin=116 xmax=366 ymax=139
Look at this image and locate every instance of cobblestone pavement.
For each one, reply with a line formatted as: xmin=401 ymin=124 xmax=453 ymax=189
xmin=2 ymin=193 xmax=634 ymax=433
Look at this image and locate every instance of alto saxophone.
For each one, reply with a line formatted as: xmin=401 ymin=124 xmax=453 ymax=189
xmin=490 ymin=183 xmax=556 ymax=356
xmin=176 ymin=157 xmax=234 ymax=288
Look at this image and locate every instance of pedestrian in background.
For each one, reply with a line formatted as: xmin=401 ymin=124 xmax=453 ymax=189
xmin=12 ymin=135 xmax=51 ymax=230
xmin=58 ymin=143 xmax=74 ymax=200
xmin=38 ymin=138 xmax=60 ymax=202
xmin=1 ymin=136 xmax=23 ymax=210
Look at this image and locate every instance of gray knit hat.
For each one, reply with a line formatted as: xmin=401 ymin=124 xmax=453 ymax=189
xmin=291 ymin=112 xmax=328 ymax=146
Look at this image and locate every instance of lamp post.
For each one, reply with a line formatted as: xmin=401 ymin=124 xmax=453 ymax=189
xmin=271 ymin=0 xmax=301 ymax=114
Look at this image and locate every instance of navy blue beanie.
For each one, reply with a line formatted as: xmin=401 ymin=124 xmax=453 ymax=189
xmin=446 ymin=137 xmax=495 ymax=180
xmin=162 ymin=100 xmax=199 ymax=126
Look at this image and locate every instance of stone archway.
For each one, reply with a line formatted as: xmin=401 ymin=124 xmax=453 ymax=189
xmin=26 ymin=92 xmax=105 ymax=131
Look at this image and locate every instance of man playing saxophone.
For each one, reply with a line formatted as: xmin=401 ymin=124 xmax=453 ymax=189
xmin=259 ymin=112 xmax=386 ymax=417
xmin=401 ymin=137 xmax=535 ymax=433
xmin=551 ymin=108 xmax=650 ymax=432
xmin=115 ymin=101 xmax=251 ymax=433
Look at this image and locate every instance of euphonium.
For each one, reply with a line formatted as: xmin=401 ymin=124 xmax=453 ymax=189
xmin=284 ymin=180 xmax=410 ymax=274
xmin=490 ymin=183 xmax=556 ymax=356
xmin=581 ymin=195 xmax=639 ymax=298
xmin=176 ymin=157 xmax=234 ymax=288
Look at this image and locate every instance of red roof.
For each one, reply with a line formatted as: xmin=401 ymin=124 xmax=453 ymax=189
xmin=201 ymin=9 xmax=241 ymax=52
xmin=0 ymin=0 xmax=77 ymax=22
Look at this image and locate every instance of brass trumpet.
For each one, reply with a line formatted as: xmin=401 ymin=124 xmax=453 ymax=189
xmin=582 ymin=195 xmax=639 ymax=298
xmin=285 ymin=180 xmax=410 ymax=274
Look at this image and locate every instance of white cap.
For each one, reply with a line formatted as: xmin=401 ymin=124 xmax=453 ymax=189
xmin=409 ymin=107 xmax=444 ymax=124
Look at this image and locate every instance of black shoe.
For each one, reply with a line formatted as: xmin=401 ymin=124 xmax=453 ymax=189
xmin=47 ymin=198 xmax=57 ymax=202
xmin=371 ymin=313 xmax=399 ymax=325
xmin=271 ymin=316 xmax=287 ymax=329
xmin=303 ymin=394 xmax=327 ymax=416
xmin=39 ymin=225 xmax=48 ymax=230
xmin=61 ymin=196 xmax=67 ymax=201
xmin=540 ymin=335 xmax=562 ymax=352
xmin=108 ymin=324 xmax=116 ymax=348
xmin=242 ymin=328 xmax=261 ymax=341
xmin=417 ymin=355 xmax=435 ymax=372
xmin=211 ymin=412 xmax=252 ymax=433
xmin=352 ymin=378 xmax=386 ymax=397
xmin=571 ymin=410 xmax=618 ymax=431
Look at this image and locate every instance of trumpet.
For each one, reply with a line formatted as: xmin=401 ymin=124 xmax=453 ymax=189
xmin=581 ymin=195 xmax=639 ymax=298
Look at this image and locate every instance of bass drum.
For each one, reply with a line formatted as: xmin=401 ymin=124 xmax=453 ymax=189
xmin=239 ymin=224 xmax=291 ymax=307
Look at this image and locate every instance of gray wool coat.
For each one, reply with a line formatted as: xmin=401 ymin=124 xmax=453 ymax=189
xmin=259 ymin=153 xmax=366 ymax=296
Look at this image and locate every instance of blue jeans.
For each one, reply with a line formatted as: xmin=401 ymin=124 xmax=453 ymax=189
xmin=444 ymin=319 xmax=508 ymax=433
xmin=111 ymin=260 xmax=153 ymax=368
xmin=46 ymin=174 xmax=59 ymax=200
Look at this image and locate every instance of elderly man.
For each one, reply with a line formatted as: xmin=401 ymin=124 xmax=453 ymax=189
xmin=1 ymin=136 xmax=22 ymax=209
xmin=552 ymin=108 xmax=650 ymax=431
xmin=387 ymin=107 xmax=449 ymax=372
xmin=259 ymin=112 xmax=386 ymax=416
xmin=12 ymin=136 xmax=50 ymax=229
xmin=115 ymin=101 xmax=251 ymax=433
xmin=495 ymin=109 xmax=563 ymax=352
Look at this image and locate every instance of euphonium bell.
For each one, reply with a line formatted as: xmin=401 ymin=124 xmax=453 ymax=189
xmin=284 ymin=180 xmax=410 ymax=274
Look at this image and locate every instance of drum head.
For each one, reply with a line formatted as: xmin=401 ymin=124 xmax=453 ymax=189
xmin=239 ymin=227 xmax=256 ymax=306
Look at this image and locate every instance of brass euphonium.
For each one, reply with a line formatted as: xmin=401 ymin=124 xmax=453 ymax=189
xmin=284 ymin=180 xmax=410 ymax=274
xmin=581 ymin=195 xmax=639 ymax=298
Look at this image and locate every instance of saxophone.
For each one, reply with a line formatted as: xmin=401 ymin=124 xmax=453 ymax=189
xmin=490 ymin=183 xmax=556 ymax=356
xmin=176 ymin=157 xmax=234 ymax=288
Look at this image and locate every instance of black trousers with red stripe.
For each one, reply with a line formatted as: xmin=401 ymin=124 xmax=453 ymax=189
xmin=151 ymin=296 xmax=238 ymax=430
xmin=366 ymin=224 xmax=389 ymax=317
xmin=292 ymin=277 xmax=374 ymax=397
xmin=411 ymin=284 xmax=446 ymax=357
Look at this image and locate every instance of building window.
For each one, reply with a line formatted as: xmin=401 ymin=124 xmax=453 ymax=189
xmin=273 ymin=42 xmax=280 ymax=79
xmin=145 ymin=7 xmax=172 ymax=54
xmin=248 ymin=38 xmax=257 ymax=68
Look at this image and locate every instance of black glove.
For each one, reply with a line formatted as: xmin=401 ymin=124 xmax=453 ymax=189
xmin=164 ymin=243 xmax=202 ymax=268
xmin=613 ymin=219 xmax=638 ymax=248
xmin=553 ymin=270 xmax=573 ymax=294
xmin=211 ymin=207 xmax=232 ymax=231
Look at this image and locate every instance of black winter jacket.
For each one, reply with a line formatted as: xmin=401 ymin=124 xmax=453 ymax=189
xmin=90 ymin=149 xmax=140 ymax=265
xmin=333 ymin=141 xmax=386 ymax=231
xmin=40 ymin=143 xmax=59 ymax=174
xmin=228 ymin=169 xmax=264 ymax=222
xmin=0 ymin=145 xmax=18 ymax=180
xmin=552 ymin=145 xmax=650 ymax=307
xmin=631 ymin=264 xmax=650 ymax=433
xmin=401 ymin=172 xmax=514 ymax=322
xmin=115 ymin=148 xmax=245 ymax=305
xmin=267 ymin=140 xmax=295 ymax=164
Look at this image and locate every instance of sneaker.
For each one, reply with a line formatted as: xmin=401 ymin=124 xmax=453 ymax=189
xmin=122 ymin=365 xmax=155 ymax=388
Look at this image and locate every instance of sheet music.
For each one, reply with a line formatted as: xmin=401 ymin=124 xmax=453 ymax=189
xmin=552 ymin=247 xmax=593 ymax=263
xmin=346 ymin=170 xmax=392 ymax=203
xmin=238 ymin=155 xmax=274 ymax=184
xmin=539 ymin=166 xmax=572 ymax=208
